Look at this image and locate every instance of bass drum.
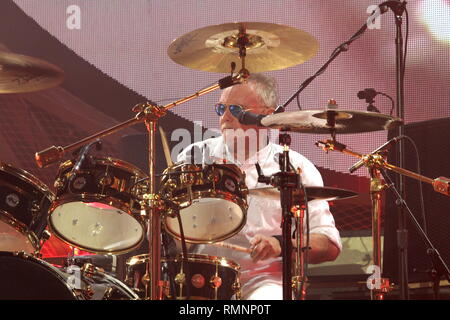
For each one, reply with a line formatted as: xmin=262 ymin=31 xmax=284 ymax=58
xmin=0 ymin=251 xmax=138 ymax=300
xmin=0 ymin=163 xmax=54 ymax=253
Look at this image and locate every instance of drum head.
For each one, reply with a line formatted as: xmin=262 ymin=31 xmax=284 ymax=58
xmin=50 ymin=202 xmax=144 ymax=254
xmin=165 ymin=198 xmax=245 ymax=243
xmin=0 ymin=219 xmax=35 ymax=253
xmin=0 ymin=252 xmax=77 ymax=300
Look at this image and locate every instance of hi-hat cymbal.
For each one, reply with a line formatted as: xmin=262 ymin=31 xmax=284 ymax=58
xmin=167 ymin=22 xmax=319 ymax=73
xmin=249 ymin=186 xmax=358 ymax=202
xmin=0 ymin=51 xmax=64 ymax=93
xmin=260 ymin=110 xmax=403 ymax=134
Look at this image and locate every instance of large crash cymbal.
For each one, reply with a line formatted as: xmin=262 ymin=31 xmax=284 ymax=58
xmin=249 ymin=186 xmax=358 ymax=202
xmin=168 ymin=22 xmax=319 ymax=73
xmin=0 ymin=51 xmax=64 ymax=94
xmin=260 ymin=110 xmax=403 ymax=134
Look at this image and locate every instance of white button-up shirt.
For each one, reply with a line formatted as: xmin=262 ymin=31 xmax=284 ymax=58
xmin=176 ymin=136 xmax=341 ymax=295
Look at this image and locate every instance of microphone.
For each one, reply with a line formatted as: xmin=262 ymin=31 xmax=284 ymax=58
xmin=357 ymin=88 xmax=378 ymax=102
xmin=357 ymin=88 xmax=381 ymax=113
xmin=70 ymin=139 xmax=102 ymax=176
xmin=349 ymin=135 xmax=404 ymax=173
xmin=235 ymin=109 xmax=267 ymax=126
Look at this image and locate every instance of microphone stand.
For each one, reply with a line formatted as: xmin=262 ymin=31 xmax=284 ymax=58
xmin=280 ymin=4 xmax=388 ymax=111
xmin=389 ymin=0 xmax=409 ymax=300
xmin=263 ymin=3 xmax=392 ymax=299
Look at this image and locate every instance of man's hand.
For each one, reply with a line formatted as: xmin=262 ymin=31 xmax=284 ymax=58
xmin=249 ymin=233 xmax=340 ymax=264
xmin=249 ymin=235 xmax=282 ymax=262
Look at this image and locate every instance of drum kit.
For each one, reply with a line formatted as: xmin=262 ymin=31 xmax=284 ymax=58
xmin=1 ymin=16 xmax=448 ymax=301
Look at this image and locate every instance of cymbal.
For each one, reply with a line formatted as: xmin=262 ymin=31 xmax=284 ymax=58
xmin=0 ymin=51 xmax=64 ymax=93
xmin=260 ymin=110 xmax=403 ymax=134
xmin=249 ymin=186 xmax=358 ymax=202
xmin=167 ymin=22 xmax=319 ymax=73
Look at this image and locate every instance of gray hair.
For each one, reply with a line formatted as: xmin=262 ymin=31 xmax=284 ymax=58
xmin=246 ymin=73 xmax=279 ymax=109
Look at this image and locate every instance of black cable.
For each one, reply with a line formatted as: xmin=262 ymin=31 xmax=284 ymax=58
xmin=377 ymin=91 xmax=396 ymax=116
xmin=402 ymin=135 xmax=427 ymax=234
xmin=296 ymin=92 xmax=302 ymax=111
xmin=291 ymin=14 xmax=370 ymax=111
xmin=384 ymin=135 xmax=427 ymax=233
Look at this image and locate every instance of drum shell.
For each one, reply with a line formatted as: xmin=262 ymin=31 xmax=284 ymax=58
xmin=160 ymin=163 xmax=248 ymax=243
xmin=52 ymin=157 xmax=146 ymax=214
xmin=48 ymin=157 xmax=147 ymax=254
xmin=0 ymin=163 xmax=54 ymax=252
xmin=126 ymin=253 xmax=241 ymax=300
xmin=160 ymin=163 xmax=248 ymax=207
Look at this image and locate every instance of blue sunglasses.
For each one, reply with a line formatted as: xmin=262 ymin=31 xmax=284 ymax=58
xmin=214 ymin=103 xmax=245 ymax=117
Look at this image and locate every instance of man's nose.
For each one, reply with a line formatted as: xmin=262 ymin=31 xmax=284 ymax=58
xmin=221 ymin=106 xmax=234 ymax=121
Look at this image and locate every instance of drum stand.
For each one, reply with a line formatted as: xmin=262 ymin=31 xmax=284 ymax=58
xmin=316 ymin=138 xmax=450 ymax=300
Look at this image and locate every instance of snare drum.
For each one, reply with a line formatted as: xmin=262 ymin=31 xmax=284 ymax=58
xmin=0 ymin=251 xmax=138 ymax=300
xmin=0 ymin=163 xmax=54 ymax=253
xmin=159 ymin=163 xmax=248 ymax=243
xmin=125 ymin=253 xmax=241 ymax=300
xmin=49 ymin=157 xmax=147 ymax=254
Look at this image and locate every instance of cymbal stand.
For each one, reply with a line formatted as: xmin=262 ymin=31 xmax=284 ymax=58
xmin=35 ymin=73 xmax=245 ymax=299
xmin=316 ymin=138 xmax=450 ymax=299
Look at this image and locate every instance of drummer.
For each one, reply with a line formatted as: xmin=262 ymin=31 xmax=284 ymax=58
xmin=176 ymin=73 xmax=341 ymax=300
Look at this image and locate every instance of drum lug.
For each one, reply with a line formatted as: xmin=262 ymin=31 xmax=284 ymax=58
xmin=54 ymin=178 xmax=64 ymax=190
xmin=30 ymin=201 xmax=42 ymax=223
xmin=232 ymin=280 xmax=242 ymax=299
xmin=166 ymin=178 xmax=177 ymax=191
xmin=141 ymin=272 xmax=150 ymax=288
xmin=98 ymin=173 xmax=114 ymax=187
xmin=75 ymin=285 xmax=94 ymax=300
xmin=180 ymin=172 xmax=195 ymax=185
xmin=174 ymin=272 xmax=186 ymax=285
xmin=209 ymin=276 xmax=223 ymax=289
xmin=81 ymin=263 xmax=96 ymax=278
xmin=42 ymin=230 xmax=51 ymax=241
